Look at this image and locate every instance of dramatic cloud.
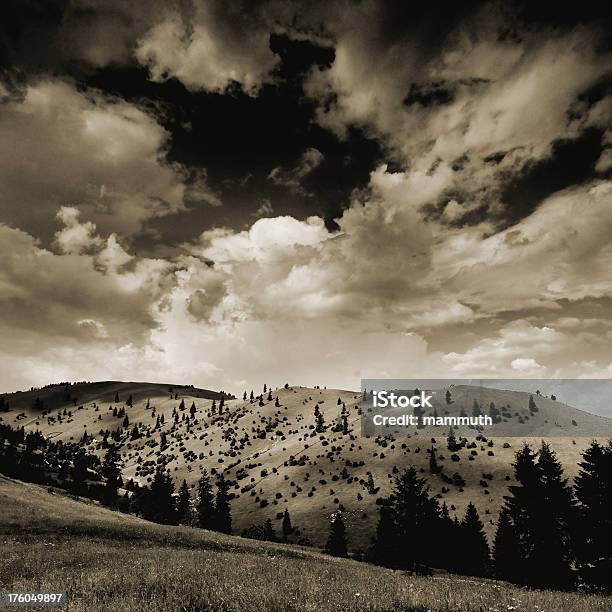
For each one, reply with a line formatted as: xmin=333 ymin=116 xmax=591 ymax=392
xmin=0 ymin=79 xmax=216 ymax=241
xmin=1 ymin=2 xmax=611 ymax=393
xmin=135 ymin=1 xmax=279 ymax=95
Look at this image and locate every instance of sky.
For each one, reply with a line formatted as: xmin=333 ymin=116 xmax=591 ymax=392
xmin=1 ymin=1 xmax=611 ymax=394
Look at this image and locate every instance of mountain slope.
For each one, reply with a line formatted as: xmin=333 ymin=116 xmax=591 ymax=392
xmin=2 ymin=381 xmax=611 ymax=550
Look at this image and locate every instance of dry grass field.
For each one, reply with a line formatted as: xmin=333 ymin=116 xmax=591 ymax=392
xmin=1 ymin=476 xmax=610 ymax=612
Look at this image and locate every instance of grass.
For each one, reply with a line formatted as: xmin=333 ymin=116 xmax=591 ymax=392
xmin=1 ymin=476 xmax=610 ymax=611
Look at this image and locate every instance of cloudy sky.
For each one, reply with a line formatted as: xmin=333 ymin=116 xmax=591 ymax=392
xmin=1 ymin=1 xmax=611 ymax=394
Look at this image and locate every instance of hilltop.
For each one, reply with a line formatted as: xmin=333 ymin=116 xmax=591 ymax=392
xmin=2 ymin=380 xmax=611 ymax=550
xmin=1 ymin=475 xmax=609 ymax=612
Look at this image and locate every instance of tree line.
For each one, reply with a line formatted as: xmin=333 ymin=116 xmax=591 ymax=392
xmin=365 ymin=440 xmax=611 ymax=592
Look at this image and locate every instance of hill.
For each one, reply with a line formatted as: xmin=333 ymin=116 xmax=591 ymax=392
xmin=1 ymin=475 xmax=609 ymax=612
xmin=2 ymin=380 xmax=611 ymax=550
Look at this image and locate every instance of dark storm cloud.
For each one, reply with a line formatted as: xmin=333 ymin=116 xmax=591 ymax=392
xmin=1 ymin=1 xmax=612 ymax=391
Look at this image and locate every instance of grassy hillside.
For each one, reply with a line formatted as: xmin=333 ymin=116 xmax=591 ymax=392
xmin=1 ymin=475 xmax=610 ymax=612
xmin=2 ymin=381 xmax=611 ymax=549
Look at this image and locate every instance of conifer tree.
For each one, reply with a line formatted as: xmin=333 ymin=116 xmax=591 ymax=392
xmin=114 ymin=392 xmax=119 ymax=403
xmin=189 ymin=402 xmax=196 ymax=417
xmin=179 ymin=399 xmax=185 ymax=411
xmin=263 ymin=518 xmax=276 ymax=542
xmin=71 ymin=449 xmax=89 ymax=495
xmin=573 ymin=439 xmax=612 ymax=591
xmin=377 ymin=467 xmax=440 ymax=570
xmin=459 ymin=502 xmax=490 ymax=577
xmin=314 ymin=404 xmax=325 ymax=432
xmin=141 ymin=469 xmax=176 ymax=525
xmin=499 ymin=443 xmax=575 ymax=588
xmin=369 ymin=505 xmax=396 ymax=567
xmin=493 ymin=507 xmax=518 ymax=581
xmin=126 ymin=394 xmax=133 ymax=407
xmin=196 ymin=470 xmax=216 ymax=530
xmin=282 ymin=508 xmax=292 ymax=541
xmin=326 ymin=512 xmax=348 ymax=557
xmin=215 ymin=473 xmax=232 ymax=534
xmin=532 ymin=442 xmax=575 ymax=589
xmin=101 ymin=445 xmax=123 ymax=505
xmin=176 ymin=479 xmax=191 ymax=524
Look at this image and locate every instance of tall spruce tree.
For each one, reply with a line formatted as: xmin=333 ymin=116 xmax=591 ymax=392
xmin=196 ymin=470 xmax=216 ymax=530
xmin=368 ymin=505 xmax=396 ymax=566
xmin=531 ymin=442 xmax=575 ymax=589
xmin=142 ymin=469 xmax=176 ymax=525
xmin=176 ymin=479 xmax=191 ymax=524
xmin=282 ymin=508 xmax=292 ymax=541
xmin=101 ymin=445 xmax=123 ymax=505
xmin=499 ymin=443 xmax=575 ymax=589
xmin=326 ymin=512 xmax=348 ymax=557
xmin=493 ymin=507 xmax=519 ymax=581
xmin=215 ymin=473 xmax=232 ymax=534
xmin=573 ymin=439 xmax=612 ymax=591
xmin=459 ymin=502 xmax=490 ymax=577
xmin=376 ymin=467 xmax=440 ymax=571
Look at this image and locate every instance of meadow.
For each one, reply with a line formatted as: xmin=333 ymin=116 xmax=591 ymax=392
xmin=1 ymin=476 xmax=609 ymax=612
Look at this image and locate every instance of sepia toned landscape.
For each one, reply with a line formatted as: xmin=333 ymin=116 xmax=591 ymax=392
xmin=1 ymin=0 xmax=612 ymax=609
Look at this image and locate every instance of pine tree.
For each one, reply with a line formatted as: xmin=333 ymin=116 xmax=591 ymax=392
xmin=176 ymin=479 xmax=191 ymax=524
xmin=122 ymin=415 xmax=129 ymax=428
xmin=215 ymin=474 xmax=232 ymax=534
xmin=459 ymin=502 xmax=490 ymax=577
xmin=189 ymin=402 xmax=196 ymax=417
xmin=386 ymin=467 xmax=439 ymax=570
xmin=499 ymin=443 xmax=575 ymax=588
xmin=142 ymin=469 xmax=176 ymax=525
xmin=369 ymin=505 xmax=396 ymax=566
xmin=196 ymin=470 xmax=216 ymax=530
xmin=101 ymin=445 xmax=123 ymax=505
xmin=179 ymin=399 xmax=185 ymax=411
xmin=438 ymin=502 xmax=460 ymax=572
xmin=493 ymin=507 xmax=519 ymax=581
xmin=263 ymin=518 xmax=276 ymax=542
xmin=326 ymin=512 xmax=348 ymax=557
xmin=114 ymin=392 xmax=119 ymax=403
xmin=126 ymin=394 xmax=133 ymax=407
xmin=532 ymin=442 xmax=575 ymax=589
xmin=282 ymin=508 xmax=292 ymax=541
xmin=71 ymin=449 xmax=89 ymax=495
xmin=445 ymin=389 xmax=452 ymax=404
xmin=314 ymin=404 xmax=325 ymax=432
xmin=573 ymin=440 xmax=612 ymax=591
